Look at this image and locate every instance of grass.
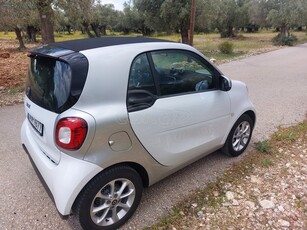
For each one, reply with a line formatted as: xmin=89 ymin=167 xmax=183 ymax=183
xmin=150 ymin=118 xmax=307 ymax=229
xmin=1 ymin=29 xmax=307 ymax=58
xmin=255 ymin=140 xmax=272 ymax=153
xmin=193 ymin=31 xmax=307 ymax=62
xmin=151 ymin=30 xmax=307 ymax=63
xmin=0 ymin=31 xmax=17 ymax=40
xmin=275 ymin=130 xmax=298 ymax=142
xmin=6 ymin=86 xmax=24 ymax=95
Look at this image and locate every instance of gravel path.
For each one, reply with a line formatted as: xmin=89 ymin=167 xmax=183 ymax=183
xmin=0 ymin=44 xmax=306 ymax=230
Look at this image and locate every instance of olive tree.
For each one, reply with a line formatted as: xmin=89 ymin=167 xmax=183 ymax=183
xmin=0 ymin=0 xmax=37 ymax=49
xmin=133 ymin=0 xmax=193 ymax=43
xmin=267 ymin=0 xmax=307 ymax=37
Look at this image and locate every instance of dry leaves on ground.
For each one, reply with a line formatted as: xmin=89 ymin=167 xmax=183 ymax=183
xmin=0 ymin=39 xmax=37 ymax=107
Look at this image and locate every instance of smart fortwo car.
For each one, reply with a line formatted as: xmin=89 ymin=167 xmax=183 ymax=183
xmin=21 ymin=37 xmax=256 ymax=230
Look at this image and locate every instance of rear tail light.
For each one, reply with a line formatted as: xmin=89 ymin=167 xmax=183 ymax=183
xmin=55 ymin=117 xmax=87 ymax=150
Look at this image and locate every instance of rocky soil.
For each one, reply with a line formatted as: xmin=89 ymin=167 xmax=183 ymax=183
xmin=194 ymin=144 xmax=306 ymax=229
xmin=160 ymin=124 xmax=307 ymax=230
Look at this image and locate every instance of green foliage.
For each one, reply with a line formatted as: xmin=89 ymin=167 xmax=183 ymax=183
xmin=261 ymin=158 xmax=274 ymax=167
xmin=275 ymin=131 xmax=297 ymax=142
xmin=272 ymin=34 xmax=298 ymax=46
xmin=210 ymin=0 xmax=239 ymax=38
xmin=1 ymin=0 xmax=307 ymax=49
xmin=133 ymin=0 xmax=192 ymax=42
xmin=7 ymin=87 xmax=24 ymax=95
xmin=266 ymin=0 xmax=307 ymax=29
xmin=255 ymin=140 xmax=272 ymax=153
xmin=218 ymin=41 xmax=234 ymax=54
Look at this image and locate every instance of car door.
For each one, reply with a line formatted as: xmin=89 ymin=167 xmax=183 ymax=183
xmin=127 ymin=50 xmax=231 ymax=167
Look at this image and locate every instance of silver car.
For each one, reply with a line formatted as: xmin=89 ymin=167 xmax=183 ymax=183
xmin=21 ymin=37 xmax=256 ymax=230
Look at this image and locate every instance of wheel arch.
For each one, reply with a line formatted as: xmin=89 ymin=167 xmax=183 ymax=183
xmin=72 ymin=163 xmax=145 ymax=229
xmin=72 ymin=161 xmax=149 ymax=209
xmin=114 ymin=162 xmax=150 ymax=187
xmin=221 ymin=109 xmax=256 ymax=148
xmin=221 ymin=111 xmax=255 ymax=157
xmin=243 ymin=110 xmax=256 ymax=128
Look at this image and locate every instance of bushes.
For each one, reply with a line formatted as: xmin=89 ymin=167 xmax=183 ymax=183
xmin=272 ymin=34 xmax=298 ymax=46
xmin=218 ymin=41 xmax=234 ymax=54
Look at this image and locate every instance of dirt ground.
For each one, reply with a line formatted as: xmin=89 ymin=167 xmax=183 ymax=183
xmin=0 ymin=39 xmax=38 ymax=106
xmin=0 ymin=39 xmax=32 ymax=90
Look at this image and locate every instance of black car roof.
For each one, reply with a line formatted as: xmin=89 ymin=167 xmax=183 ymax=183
xmin=49 ymin=37 xmax=171 ymax=52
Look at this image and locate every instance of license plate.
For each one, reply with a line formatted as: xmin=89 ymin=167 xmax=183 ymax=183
xmin=28 ymin=113 xmax=44 ymax=136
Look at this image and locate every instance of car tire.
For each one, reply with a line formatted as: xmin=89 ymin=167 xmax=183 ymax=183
xmin=73 ymin=165 xmax=143 ymax=230
xmin=222 ymin=114 xmax=253 ymax=157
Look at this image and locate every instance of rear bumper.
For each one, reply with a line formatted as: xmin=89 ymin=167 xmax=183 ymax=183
xmin=21 ymin=120 xmax=102 ymax=215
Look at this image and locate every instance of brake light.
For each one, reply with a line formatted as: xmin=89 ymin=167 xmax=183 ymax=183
xmin=55 ymin=117 xmax=87 ymax=150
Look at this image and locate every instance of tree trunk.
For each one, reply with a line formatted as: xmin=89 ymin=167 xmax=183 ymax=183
xmin=280 ymin=22 xmax=287 ymax=38
xmin=100 ymin=25 xmax=107 ymax=36
xmin=227 ymin=26 xmax=234 ymax=37
xmin=26 ymin=25 xmax=37 ymax=42
xmin=66 ymin=25 xmax=71 ymax=34
xmin=141 ymin=26 xmax=152 ymax=36
xmin=14 ymin=27 xmax=26 ymax=50
xmin=91 ymin=23 xmax=101 ymax=37
xmin=80 ymin=27 xmax=85 ymax=34
xmin=82 ymin=22 xmax=94 ymax=38
xmin=37 ymin=0 xmax=55 ymax=44
xmin=220 ymin=26 xmax=235 ymax=38
xmin=123 ymin=28 xmax=130 ymax=35
xmin=181 ymin=28 xmax=189 ymax=44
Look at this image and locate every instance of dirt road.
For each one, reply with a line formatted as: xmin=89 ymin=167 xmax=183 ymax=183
xmin=0 ymin=44 xmax=306 ymax=229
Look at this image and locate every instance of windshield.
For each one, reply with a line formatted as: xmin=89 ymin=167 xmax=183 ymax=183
xmin=27 ymin=56 xmax=72 ymax=112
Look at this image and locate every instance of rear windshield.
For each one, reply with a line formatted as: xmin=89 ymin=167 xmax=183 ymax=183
xmin=27 ymin=57 xmax=72 ymax=112
xmin=26 ymin=51 xmax=88 ymax=113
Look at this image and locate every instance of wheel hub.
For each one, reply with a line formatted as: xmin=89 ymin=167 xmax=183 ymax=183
xmin=111 ymin=199 xmax=118 ymax=206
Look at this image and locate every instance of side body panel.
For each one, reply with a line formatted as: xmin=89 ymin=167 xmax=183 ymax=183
xmin=129 ymin=91 xmax=231 ymax=166
xmin=221 ymin=80 xmax=257 ymax=144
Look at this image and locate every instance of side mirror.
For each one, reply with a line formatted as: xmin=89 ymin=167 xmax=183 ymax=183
xmin=220 ymin=75 xmax=232 ymax=91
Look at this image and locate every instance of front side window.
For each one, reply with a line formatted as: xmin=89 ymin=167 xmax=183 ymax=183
xmin=151 ymin=50 xmax=215 ymax=96
xmin=128 ymin=53 xmax=156 ymax=94
xmin=127 ymin=53 xmax=156 ymax=112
